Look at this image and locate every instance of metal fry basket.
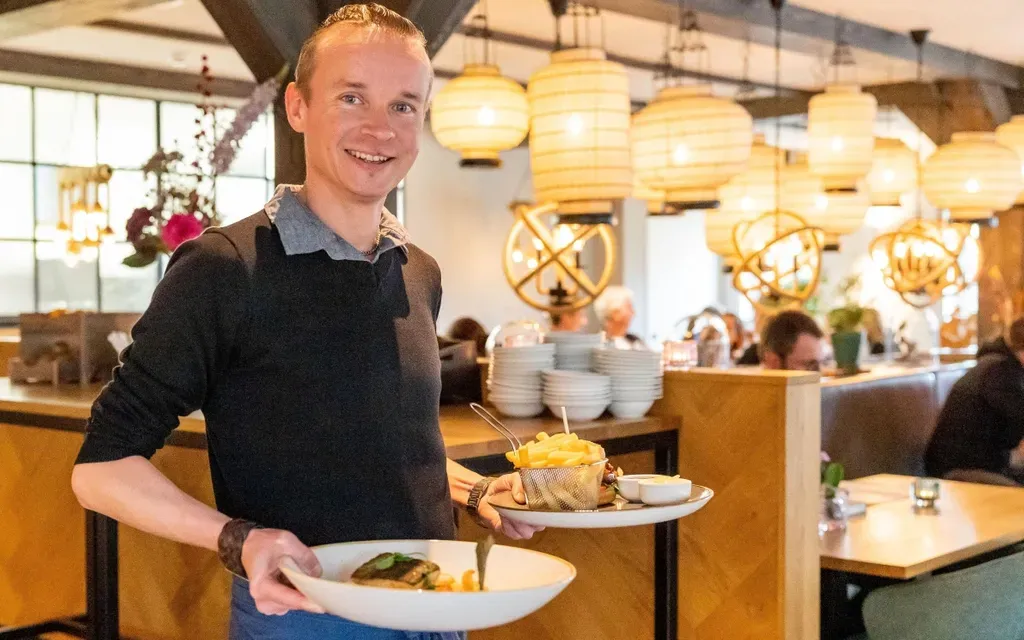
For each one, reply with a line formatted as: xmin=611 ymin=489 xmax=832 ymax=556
xmin=518 ymin=459 xmax=607 ymax=511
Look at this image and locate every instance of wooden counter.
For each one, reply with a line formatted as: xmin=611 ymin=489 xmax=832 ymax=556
xmin=0 ymin=378 xmax=677 ymax=640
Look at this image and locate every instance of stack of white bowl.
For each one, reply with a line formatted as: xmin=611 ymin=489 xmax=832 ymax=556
xmin=487 ymin=344 xmax=555 ymax=418
xmin=544 ymin=332 xmax=605 ymax=371
xmin=541 ymin=370 xmax=612 ymax=422
xmin=592 ymin=348 xmax=663 ymax=418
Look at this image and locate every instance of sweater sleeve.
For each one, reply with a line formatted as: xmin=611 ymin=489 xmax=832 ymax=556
xmin=980 ymin=360 xmax=1024 ymax=450
xmin=76 ymin=231 xmax=248 ymax=463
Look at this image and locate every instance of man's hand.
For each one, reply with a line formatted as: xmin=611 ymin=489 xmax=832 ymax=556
xmin=476 ymin=473 xmax=545 ymax=540
xmin=241 ymin=528 xmax=326 ymax=615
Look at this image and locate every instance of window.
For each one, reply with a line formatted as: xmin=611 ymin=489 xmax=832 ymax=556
xmin=0 ymin=83 xmax=275 ymax=322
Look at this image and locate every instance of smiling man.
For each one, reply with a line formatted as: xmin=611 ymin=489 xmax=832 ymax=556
xmin=70 ymin=5 xmax=539 ymax=639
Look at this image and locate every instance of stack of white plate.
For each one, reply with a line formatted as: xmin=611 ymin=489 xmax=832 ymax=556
xmin=592 ymin=348 xmax=663 ymax=418
xmin=544 ymin=332 xmax=605 ymax=371
xmin=488 ymin=344 xmax=556 ymax=418
xmin=541 ymin=370 xmax=612 ymax=422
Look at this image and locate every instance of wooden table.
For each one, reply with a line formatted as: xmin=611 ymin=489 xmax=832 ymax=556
xmin=820 ymin=474 xmax=1024 ymax=579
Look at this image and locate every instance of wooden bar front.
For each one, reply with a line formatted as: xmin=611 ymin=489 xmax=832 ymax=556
xmin=655 ymin=368 xmax=821 ymax=640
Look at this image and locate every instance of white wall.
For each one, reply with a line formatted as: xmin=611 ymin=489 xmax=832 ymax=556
xmin=643 ymin=210 xmax=724 ymax=342
xmin=403 ymin=131 xmax=541 ymax=335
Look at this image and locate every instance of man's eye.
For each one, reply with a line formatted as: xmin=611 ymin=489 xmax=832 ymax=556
xmin=341 ymin=94 xmax=361 ymax=105
xmin=394 ymin=103 xmax=414 ymax=114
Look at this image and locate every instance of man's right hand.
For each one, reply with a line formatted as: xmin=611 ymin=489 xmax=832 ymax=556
xmin=241 ymin=528 xmax=326 ymax=615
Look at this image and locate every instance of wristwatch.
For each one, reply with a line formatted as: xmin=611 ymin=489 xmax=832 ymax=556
xmin=465 ymin=477 xmax=495 ymax=523
xmin=218 ymin=518 xmax=264 ymax=580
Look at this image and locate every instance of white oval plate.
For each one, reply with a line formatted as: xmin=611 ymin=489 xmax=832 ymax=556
xmin=490 ymin=486 xmax=712 ymax=529
xmin=279 ymin=540 xmax=576 ymax=632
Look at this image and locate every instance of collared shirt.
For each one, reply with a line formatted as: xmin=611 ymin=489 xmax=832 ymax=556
xmin=264 ymin=184 xmax=409 ymax=263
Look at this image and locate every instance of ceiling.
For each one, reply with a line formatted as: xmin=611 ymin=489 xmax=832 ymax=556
xmin=1 ymin=0 xmax=1021 ymax=109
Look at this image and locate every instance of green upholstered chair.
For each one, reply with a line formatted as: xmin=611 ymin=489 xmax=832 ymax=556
xmin=857 ymin=550 xmax=1024 ymax=640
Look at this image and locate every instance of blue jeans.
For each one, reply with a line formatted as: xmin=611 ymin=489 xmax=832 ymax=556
xmin=230 ymin=578 xmax=467 ymax=640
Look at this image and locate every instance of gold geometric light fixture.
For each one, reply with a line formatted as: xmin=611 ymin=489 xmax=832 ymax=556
xmin=871 ymin=29 xmax=978 ymax=309
xmin=731 ymin=0 xmax=824 ymax=311
xmin=869 ymin=218 xmax=971 ymax=308
xmin=49 ymin=164 xmax=115 ymax=266
xmin=430 ymin=10 xmax=529 ymax=168
xmin=732 ymin=208 xmax=826 ymax=311
xmin=503 ymin=201 xmax=616 ymax=312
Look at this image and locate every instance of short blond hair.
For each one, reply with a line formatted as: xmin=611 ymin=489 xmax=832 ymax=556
xmin=294 ymin=3 xmax=426 ymax=97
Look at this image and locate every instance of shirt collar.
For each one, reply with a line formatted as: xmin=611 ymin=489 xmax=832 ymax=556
xmin=264 ymin=184 xmax=409 ymax=263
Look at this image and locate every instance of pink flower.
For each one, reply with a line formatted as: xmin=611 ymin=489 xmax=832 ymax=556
xmin=161 ymin=213 xmax=204 ymax=251
xmin=821 ymin=451 xmax=831 ymax=463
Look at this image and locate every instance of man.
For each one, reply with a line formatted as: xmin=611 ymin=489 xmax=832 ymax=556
xmin=925 ymin=317 xmax=1024 ymax=486
xmin=71 ymin=6 xmax=539 ymax=639
xmin=759 ymin=309 xmax=825 ymax=372
xmin=593 ymin=285 xmax=644 ymax=349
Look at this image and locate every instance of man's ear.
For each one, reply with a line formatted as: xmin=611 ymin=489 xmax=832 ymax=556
xmin=762 ymin=351 xmax=782 ymax=370
xmin=284 ymin=82 xmax=306 ymax=134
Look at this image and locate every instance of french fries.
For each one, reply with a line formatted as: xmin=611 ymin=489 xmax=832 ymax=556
xmin=431 ymin=571 xmax=481 ymax=592
xmin=504 ymin=431 xmax=607 ymax=469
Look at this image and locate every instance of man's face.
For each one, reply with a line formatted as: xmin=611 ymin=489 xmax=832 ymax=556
xmin=285 ymin=25 xmax=432 ymax=204
xmin=608 ymin=301 xmax=635 ymax=330
xmin=763 ymin=333 xmax=823 ymax=372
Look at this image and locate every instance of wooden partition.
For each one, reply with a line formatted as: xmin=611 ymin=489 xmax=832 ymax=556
xmin=655 ymin=368 xmax=820 ymax=640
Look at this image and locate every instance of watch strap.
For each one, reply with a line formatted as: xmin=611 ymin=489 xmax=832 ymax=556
xmin=218 ymin=518 xmax=264 ymax=580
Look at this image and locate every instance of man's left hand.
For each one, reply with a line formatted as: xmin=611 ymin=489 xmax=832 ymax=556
xmin=475 ymin=473 xmax=544 ymax=540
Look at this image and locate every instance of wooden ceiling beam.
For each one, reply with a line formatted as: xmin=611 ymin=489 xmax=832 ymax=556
xmin=0 ymin=47 xmax=255 ymax=98
xmin=592 ymin=0 xmax=1024 ymax=89
xmin=325 ymin=0 xmax=478 ymax=59
xmin=0 ymin=0 xmax=169 ymax=41
xmin=457 ymin=25 xmax=805 ymax=95
xmin=740 ymin=79 xmax=1017 ymax=144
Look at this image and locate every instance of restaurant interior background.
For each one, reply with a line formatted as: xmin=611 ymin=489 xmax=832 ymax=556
xmin=0 ymin=0 xmax=1002 ymax=351
xmin=6 ymin=1 xmax=1024 ymax=640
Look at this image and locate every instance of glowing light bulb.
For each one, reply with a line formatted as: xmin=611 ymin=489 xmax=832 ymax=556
xmin=566 ymin=113 xmax=584 ymax=136
xmin=740 ymin=196 xmax=754 ymax=211
xmin=532 ymin=237 xmax=543 ymax=251
xmin=965 ymin=178 xmax=981 ymax=194
xmin=512 ymin=248 xmax=523 ymax=264
xmin=883 ymin=169 xmax=895 ymax=183
xmin=672 ymin=144 xmax=689 ymax=165
xmin=527 ymin=257 xmax=539 ymax=270
xmin=476 ymin=105 xmax=496 ymax=127
xmin=815 ymin=194 xmax=829 ymax=211
xmin=554 ymin=225 xmax=574 ymax=249
xmin=831 ymin=136 xmax=844 ymax=152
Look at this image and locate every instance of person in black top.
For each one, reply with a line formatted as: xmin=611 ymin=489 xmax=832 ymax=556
xmin=70 ymin=6 xmax=540 ymax=638
xmin=925 ymin=316 xmax=1024 ymax=486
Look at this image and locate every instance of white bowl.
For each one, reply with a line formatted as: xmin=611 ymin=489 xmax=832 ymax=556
xmin=492 ymin=399 xmax=545 ymax=418
xmin=545 ymin=402 xmax=608 ymax=421
xmin=608 ymin=399 xmax=655 ymax=418
xmin=280 ymin=540 xmax=575 ymax=632
xmin=639 ymin=477 xmax=693 ymax=505
xmin=616 ymin=474 xmax=659 ymax=502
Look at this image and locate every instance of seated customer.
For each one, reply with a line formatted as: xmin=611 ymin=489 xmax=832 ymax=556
xmin=550 ymin=308 xmax=588 ymax=332
xmin=594 ymin=285 xmax=646 ymax=350
xmin=447 ymin=316 xmax=488 ymax=356
xmin=759 ymin=310 xmax=825 ymax=372
xmin=925 ymin=317 xmax=1024 ymax=486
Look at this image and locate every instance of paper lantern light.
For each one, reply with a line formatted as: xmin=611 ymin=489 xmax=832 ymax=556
xmin=867 ymin=137 xmax=917 ymax=207
xmin=781 ymin=162 xmax=869 ymax=250
xmin=706 ymin=135 xmax=784 ymax=258
xmin=808 ymin=84 xmax=877 ymax=192
xmin=923 ymin=131 xmax=1022 ymax=223
xmin=632 ymin=176 xmax=673 ymax=216
xmin=632 ymin=84 xmax=752 ymax=210
xmin=995 ymin=115 xmax=1024 ymax=205
xmin=528 ymin=48 xmax=632 ymax=219
xmin=430 ymin=63 xmax=529 ymax=168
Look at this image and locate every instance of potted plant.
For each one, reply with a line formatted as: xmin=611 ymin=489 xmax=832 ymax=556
xmin=827 ymin=276 xmax=865 ymax=375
